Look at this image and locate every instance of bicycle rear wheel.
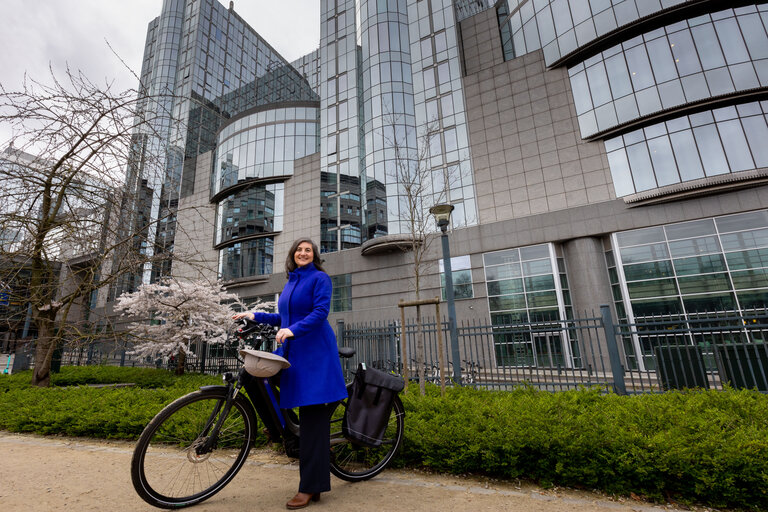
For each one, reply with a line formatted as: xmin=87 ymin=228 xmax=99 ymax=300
xmin=131 ymin=387 xmax=255 ymax=509
xmin=329 ymin=393 xmax=404 ymax=482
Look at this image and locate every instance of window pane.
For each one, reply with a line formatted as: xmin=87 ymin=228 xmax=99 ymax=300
xmin=673 ymin=254 xmax=727 ymax=276
xmin=665 ymin=218 xmax=716 ymax=240
xmin=668 ymin=130 xmax=705 ymax=181
xmin=647 ymin=135 xmax=679 ymax=186
xmin=620 ymin=243 xmax=669 ymax=263
xmin=625 ymin=45 xmax=655 ymax=90
xmin=631 ymin=297 xmax=683 ymax=316
xmin=616 ymin=226 xmax=665 ymax=247
xmin=626 ymin=142 xmax=657 ymax=191
xmin=647 ymin=36 xmax=678 ymax=83
xmin=586 ymin=62 xmax=612 ymax=107
xmin=718 ymin=119 xmax=754 ymax=171
xmin=691 ymin=23 xmax=726 ymax=70
xmin=726 ymin=248 xmax=768 ymax=270
xmin=731 ymin=268 xmax=768 ymax=290
xmin=624 ymin=260 xmax=675 ymax=280
xmin=486 ymin=264 xmax=522 ymax=281
xmin=720 ymin=228 xmax=768 ymax=251
xmin=714 ymin=18 xmax=750 ymax=65
xmin=668 ymin=236 xmax=722 ymax=258
xmin=741 ymin=116 xmax=768 ymax=167
xmin=716 ymin=211 xmax=768 ymax=233
xmin=489 ymin=294 xmax=527 ymax=311
xmin=682 ymin=292 xmax=735 ymax=312
xmin=525 ymin=274 xmax=556 ymax=291
xmin=604 ymin=53 xmax=633 ymax=97
xmin=678 ymin=273 xmax=730 ymax=294
xmin=487 ymin=278 xmax=524 ymax=296
xmin=692 ymin=124 xmax=729 ymax=176
xmin=669 ymin=29 xmax=702 ymax=76
xmin=627 ymin=278 xmax=678 ymax=298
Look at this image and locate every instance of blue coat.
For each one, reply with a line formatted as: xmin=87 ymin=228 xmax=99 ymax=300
xmin=252 ymin=263 xmax=348 ymax=409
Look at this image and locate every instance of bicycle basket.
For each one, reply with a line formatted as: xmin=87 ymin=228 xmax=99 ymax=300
xmin=239 ymin=349 xmax=290 ymax=377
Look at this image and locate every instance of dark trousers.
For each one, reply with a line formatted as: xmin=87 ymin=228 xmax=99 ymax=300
xmin=298 ymin=403 xmax=334 ymax=494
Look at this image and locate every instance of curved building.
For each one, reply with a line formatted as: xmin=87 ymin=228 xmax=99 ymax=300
xmin=158 ymin=1 xmax=768 ymax=374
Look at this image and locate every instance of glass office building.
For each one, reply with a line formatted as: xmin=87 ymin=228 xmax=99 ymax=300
xmin=120 ymin=0 xmax=296 ymax=291
xmin=121 ymin=0 xmax=768 ymax=354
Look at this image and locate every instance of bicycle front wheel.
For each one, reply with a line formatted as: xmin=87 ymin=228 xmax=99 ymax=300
xmin=131 ymin=387 xmax=256 ymax=509
xmin=329 ymin=393 xmax=405 ymax=482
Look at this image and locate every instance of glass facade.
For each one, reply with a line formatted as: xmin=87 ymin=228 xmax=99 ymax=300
xmin=213 ymin=103 xmax=318 ymax=279
xmin=211 ymin=106 xmax=320 ymax=196
xmin=319 ymin=0 xmax=365 ymax=251
xmin=496 ymin=0 xmax=693 ymax=67
xmin=483 ymin=244 xmax=576 ymax=368
xmin=612 ymin=211 xmax=768 ymax=320
xmin=318 ymin=0 xmax=477 ymax=253
xmin=331 ymin=273 xmax=353 ymax=312
xmin=609 ymin=211 xmax=768 ymax=370
xmin=438 ymin=255 xmax=473 ymax=300
xmin=568 ymin=5 xmax=768 ymax=138
xmin=605 ymin=100 xmax=768 ymax=196
xmin=218 ymin=237 xmax=275 ymax=281
xmin=121 ymin=0 xmax=296 ymax=290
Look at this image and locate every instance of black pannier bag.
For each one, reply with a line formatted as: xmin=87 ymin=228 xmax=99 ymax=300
xmin=343 ymin=363 xmax=404 ymax=447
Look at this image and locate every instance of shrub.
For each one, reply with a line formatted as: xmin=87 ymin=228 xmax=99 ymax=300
xmin=399 ymin=383 xmax=768 ymax=510
xmin=2 ymin=368 xmax=767 ymax=509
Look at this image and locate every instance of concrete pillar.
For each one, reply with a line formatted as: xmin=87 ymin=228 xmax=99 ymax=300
xmin=562 ymin=236 xmax=614 ymax=316
xmin=562 ymin=236 xmax=616 ymax=372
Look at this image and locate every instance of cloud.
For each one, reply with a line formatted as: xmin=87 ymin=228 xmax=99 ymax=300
xmin=0 ymin=0 xmax=320 ymax=146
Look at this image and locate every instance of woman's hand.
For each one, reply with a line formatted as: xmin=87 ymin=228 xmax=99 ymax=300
xmin=275 ymin=328 xmax=294 ymax=344
xmin=232 ymin=311 xmax=255 ymax=321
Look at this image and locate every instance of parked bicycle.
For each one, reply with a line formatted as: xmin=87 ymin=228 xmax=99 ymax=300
xmin=131 ymin=320 xmax=405 ymax=509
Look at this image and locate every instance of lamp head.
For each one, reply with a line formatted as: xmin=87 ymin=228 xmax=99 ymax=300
xmin=429 ymin=204 xmax=454 ymax=230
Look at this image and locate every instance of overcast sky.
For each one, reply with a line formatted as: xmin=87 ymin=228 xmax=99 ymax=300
xmin=0 ymin=0 xmax=320 ymax=147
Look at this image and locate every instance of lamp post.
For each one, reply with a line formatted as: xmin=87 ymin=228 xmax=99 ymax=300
xmin=429 ymin=204 xmax=462 ymax=385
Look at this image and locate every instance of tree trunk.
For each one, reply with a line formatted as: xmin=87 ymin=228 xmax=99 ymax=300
xmin=31 ymin=314 xmax=57 ymax=387
xmin=175 ymin=349 xmax=186 ymax=376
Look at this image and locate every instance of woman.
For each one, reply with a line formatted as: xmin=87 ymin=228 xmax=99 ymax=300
xmin=233 ymin=238 xmax=347 ymax=510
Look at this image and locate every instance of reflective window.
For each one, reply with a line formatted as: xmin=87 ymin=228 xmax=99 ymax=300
xmin=609 ymin=211 xmax=768 ymax=369
xmin=439 ymin=255 xmax=474 ymax=300
xmin=212 ymin=106 xmax=319 ymax=196
xmin=215 ymin=183 xmax=283 ymax=246
xmin=219 ymin=237 xmax=274 ymax=280
xmin=331 ymin=274 xmax=352 ymax=312
xmin=563 ymin=6 xmax=768 ymax=137
xmin=605 ymin=100 xmax=768 ymax=196
xmin=613 ymin=210 xmax=768 ymax=318
xmin=484 ymin=243 xmax=576 ymax=368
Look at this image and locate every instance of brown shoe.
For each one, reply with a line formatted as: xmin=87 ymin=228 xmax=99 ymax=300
xmin=286 ymin=492 xmax=320 ymax=510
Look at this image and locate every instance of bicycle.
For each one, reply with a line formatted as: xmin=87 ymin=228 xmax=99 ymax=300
xmin=130 ymin=320 xmax=405 ymax=509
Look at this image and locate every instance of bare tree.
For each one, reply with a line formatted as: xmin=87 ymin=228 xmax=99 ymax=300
xmin=383 ymin=115 xmax=463 ymax=394
xmin=0 ymin=67 xmax=181 ymax=386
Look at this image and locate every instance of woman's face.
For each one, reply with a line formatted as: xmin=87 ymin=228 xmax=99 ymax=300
xmin=294 ymin=241 xmax=314 ymax=267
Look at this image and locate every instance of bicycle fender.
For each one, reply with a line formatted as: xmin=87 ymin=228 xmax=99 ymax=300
xmin=199 ymin=385 xmax=229 ymax=392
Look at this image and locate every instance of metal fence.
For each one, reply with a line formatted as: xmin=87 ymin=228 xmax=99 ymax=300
xmin=337 ymin=305 xmax=768 ymax=394
xmin=10 ymin=306 xmax=768 ymax=393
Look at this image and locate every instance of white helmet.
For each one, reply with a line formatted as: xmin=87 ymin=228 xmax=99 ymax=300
xmin=239 ymin=349 xmax=290 ymax=377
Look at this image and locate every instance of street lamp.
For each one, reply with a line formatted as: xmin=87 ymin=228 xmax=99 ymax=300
xmin=429 ymin=203 xmax=462 ymax=385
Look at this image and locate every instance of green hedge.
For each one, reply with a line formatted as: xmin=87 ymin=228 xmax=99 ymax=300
xmin=399 ymin=383 xmax=768 ymax=510
xmin=1 ymin=367 xmax=767 ymax=509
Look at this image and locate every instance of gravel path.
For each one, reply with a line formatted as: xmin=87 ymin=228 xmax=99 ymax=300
xmin=0 ymin=432 xmax=701 ymax=512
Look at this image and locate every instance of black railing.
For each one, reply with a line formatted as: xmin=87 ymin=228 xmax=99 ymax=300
xmin=12 ymin=306 xmax=768 ymax=393
xmin=337 ymin=306 xmax=768 ymax=394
